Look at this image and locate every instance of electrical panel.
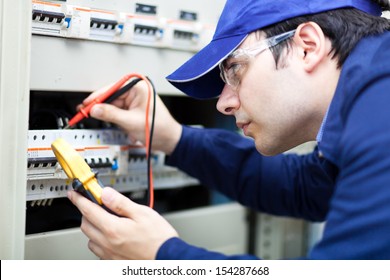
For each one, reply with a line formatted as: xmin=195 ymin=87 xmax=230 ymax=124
xmin=27 ymin=0 xmax=226 ymax=230
xmin=31 ymin=0 xmax=224 ymax=51
xmin=27 ymin=0 xmax=224 ymax=242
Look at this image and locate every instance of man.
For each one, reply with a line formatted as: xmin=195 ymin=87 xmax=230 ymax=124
xmin=68 ymin=0 xmax=390 ymax=259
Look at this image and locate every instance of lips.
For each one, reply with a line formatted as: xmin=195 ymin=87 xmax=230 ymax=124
xmin=237 ymin=122 xmax=250 ymax=135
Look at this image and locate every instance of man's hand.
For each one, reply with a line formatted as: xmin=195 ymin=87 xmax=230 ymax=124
xmin=68 ymin=187 xmax=179 ymax=259
xmin=79 ymin=79 xmax=182 ymax=155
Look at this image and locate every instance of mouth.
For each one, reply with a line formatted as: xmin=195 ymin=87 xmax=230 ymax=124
xmin=237 ymin=122 xmax=250 ymax=135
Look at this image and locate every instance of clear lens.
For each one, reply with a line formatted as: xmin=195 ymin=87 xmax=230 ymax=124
xmin=219 ymin=29 xmax=296 ymax=90
xmin=221 ymin=59 xmax=249 ymax=89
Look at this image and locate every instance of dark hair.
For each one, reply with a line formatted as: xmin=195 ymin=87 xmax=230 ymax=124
xmin=375 ymin=0 xmax=390 ymax=10
xmin=262 ymin=3 xmax=390 ymax=68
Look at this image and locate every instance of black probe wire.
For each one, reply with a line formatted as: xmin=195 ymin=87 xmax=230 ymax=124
xmin=104 ymin=78 xmax=142 ymax=104
xmin=104 ymin=76 xmax=156 ymax=207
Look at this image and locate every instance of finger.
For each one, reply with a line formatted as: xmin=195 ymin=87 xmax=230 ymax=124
xmin=67 ymin=190 xmax=118 ymax=228
xmin=84 ymin=78 xmax=146 ymax=107
xmin=67 ymin=190 xmax=103 ymax=215
xmin=75 ymin=84 xmax=115 ymax=113
xmin=101 ymin=187 xmax=142 ymax=219
xmin=87 ymin=240 xmax=106 ymax=259
xmin=89 ymin=103 xmax=144 ymax=132
xmin=79 ymin=215 xmax=107 ymax=247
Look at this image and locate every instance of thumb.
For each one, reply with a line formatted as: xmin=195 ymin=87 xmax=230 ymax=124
xmin=101 ymin=187 xmax=139 ymax=218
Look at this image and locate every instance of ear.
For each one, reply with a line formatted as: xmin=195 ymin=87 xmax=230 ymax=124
xmin=293 ymin=22 xmax=328 ymax=73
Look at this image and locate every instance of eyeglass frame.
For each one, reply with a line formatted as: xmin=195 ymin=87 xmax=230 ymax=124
xmin=219 ymin=29 xmax=296 ymax=90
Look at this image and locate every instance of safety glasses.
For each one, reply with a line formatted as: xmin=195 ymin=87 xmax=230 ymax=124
xmin=219 ymin=29 xmax=296 ymax=90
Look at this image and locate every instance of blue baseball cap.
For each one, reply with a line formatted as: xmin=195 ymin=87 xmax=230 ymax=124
xmin=166 ymin=0 xmax=381 ymax=99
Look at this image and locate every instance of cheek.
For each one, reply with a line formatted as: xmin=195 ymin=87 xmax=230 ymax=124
xmin=240 ymin=62 xmax=282 ymax=116
xmin=242 ymin=84 xmax=298 ymax=144
xmin=244 ymin=63 xmax=302 ymax=126
xmin=241 ymin=82 xmax=282 ymax=125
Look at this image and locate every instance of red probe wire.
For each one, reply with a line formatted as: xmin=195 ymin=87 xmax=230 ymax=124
xmin=67 ymin=74 xmax=134 ymax=127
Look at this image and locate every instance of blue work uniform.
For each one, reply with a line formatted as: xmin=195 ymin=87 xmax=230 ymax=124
xmin=157 ymin=31 xmax=390 ymax=259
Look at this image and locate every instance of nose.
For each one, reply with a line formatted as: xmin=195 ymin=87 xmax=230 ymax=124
xmin=216 ymin=85 xmax=240 ymax=115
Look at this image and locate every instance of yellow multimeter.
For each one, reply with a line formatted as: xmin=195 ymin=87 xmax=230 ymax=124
xmin=51 ymin=138 xmax=104 ymax=205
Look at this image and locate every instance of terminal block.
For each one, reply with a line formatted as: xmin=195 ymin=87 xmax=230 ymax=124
xmin=32 ymin=0 xmax=67 ymax=37
xmin=27 ymin=129 xmax=198 ymax=205
xmin=122 ymin=3 xmax=165 ymax=47
xmin=122 ymin=15 xmax=164 ymax=47
xmin=89 ymin=9 xmax=123 ymax=43
xmin=165 ymin=19 xmax=203 ymax=51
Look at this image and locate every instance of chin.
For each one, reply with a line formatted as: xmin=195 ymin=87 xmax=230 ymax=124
xmin=254 ymin=139 xmax=288 ymax=156
xmin=255 ymin=143 xmax=279 ymax=156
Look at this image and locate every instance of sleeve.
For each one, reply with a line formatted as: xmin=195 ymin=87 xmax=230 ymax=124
xmin=167 ymin=126 xmax=335 ymax=221
xmin=156 ymin=237 xmax=259 ymax=260
xmin=310 ymin=73 xmax=390 ymax=259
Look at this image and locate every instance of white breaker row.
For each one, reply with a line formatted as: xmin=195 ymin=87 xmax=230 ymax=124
xmin=32 ymin=0 xmax=218 ymax=51
xmin=27 ymin=129 xmax=199 ymax=205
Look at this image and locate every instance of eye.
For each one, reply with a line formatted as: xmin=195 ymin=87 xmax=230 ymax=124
xmin=227 ymin=61 xmax=247 ymax=79
xmin=227 ymin=62 xmax=241 ymax=74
